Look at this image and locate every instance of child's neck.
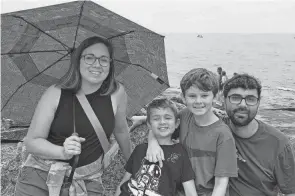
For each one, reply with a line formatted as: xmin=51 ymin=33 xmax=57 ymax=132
xmin=156 ymin=137 xmax=174 ymax=145
xmin=193 ymin=110 xmax=219 ymax=126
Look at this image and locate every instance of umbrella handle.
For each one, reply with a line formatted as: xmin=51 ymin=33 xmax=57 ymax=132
xmin=66 ymin=132 xmax=80 ymax=184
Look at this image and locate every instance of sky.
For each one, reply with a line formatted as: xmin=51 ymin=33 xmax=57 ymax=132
xmin=1 ymin=0 xmax=295 ymax=34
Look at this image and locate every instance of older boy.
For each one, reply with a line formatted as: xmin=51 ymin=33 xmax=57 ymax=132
xmin=115 ymin=98 xmax=198 ymax=196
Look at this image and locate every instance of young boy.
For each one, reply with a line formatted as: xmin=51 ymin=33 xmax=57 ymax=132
xmin=115 ymin=98 xmax=198 ymax=196
xmin=147 ymin=68 xmax=238 ymax=196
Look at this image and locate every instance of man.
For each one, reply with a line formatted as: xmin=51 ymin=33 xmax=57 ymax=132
xmin=222 ymin=74 xmax=295 ymax=196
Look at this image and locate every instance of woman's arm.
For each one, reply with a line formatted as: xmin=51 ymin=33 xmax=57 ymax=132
xmin=114 ymin=172 xmax=132 ymax=196
xmin=112 ymin=84 xmax=132 ymax=161
xmin=183 ymin=180 xmax=198 ymax=196
xmin=129 ymin=116 xmax=147 ymax=131
xmin=24 ymin=86 xmax=83 ymax=160
xmin=211 ymin=176 xmax=229 ymax=196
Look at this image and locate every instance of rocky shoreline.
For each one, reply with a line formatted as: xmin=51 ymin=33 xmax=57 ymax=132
xmin=1 ymin=87 xmax=294 ymax=196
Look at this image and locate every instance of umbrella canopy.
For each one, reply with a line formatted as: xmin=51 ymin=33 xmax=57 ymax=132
xmin=1 ymin=0 xmax=169 ymax=124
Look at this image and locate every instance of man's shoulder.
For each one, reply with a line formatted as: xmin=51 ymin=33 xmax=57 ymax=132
xmin=258 ymin=120 xmax=290 ymax=143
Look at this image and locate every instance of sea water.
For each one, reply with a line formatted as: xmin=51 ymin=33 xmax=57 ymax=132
xmin=164 ymin=33 xmax=295 ymax=129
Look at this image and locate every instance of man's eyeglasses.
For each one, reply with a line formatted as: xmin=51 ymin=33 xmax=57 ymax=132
xmin=228 ymin=94 xmax=259 ymax=106
xmin=81 ymin=54 xmax=112 ymax=67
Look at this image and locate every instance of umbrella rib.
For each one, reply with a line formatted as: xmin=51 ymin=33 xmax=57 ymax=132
xmin=113 ymin=59 xmax=169 ymax=86
xmin=107 ymin=30 xmax=135 ymax=40
xmin=1 ymin=51 xmax=71 ymax=111
xmin=108 ymin=30 xmax=164 ymax=40
xmin=9 ymin=15 xmax=71 ymax=51
xmin=73 ymin=0 xmax=86 ymax=49
xmin=135 ymin=30 xmax=165 ymax=37
xmin=56 ymin=51 xmax=69 ymax=55
xmin=1 ymin=49 xmax=69 ymax=55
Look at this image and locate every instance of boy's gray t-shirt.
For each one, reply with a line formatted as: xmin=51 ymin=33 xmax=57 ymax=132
xmin=179 ymin=108 xmax=238 ymax=195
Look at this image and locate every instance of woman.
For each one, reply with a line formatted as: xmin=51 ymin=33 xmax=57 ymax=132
xmin=15 ymin=36 xmax=132 ymax=195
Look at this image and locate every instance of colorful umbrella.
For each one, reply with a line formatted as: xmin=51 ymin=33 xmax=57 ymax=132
xmin=1 ymin=0 xmax=169 ymax=124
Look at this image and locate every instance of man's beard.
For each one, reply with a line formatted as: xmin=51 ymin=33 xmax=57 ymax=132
xmin=227 ymin=107 xmax=257 ymax=127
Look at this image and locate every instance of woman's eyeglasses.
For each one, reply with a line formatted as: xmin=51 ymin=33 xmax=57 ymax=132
xmin=81 ymin=54 xmax=112 ymax=67
xmin=228 ymin=94 xmax=259 ymax=106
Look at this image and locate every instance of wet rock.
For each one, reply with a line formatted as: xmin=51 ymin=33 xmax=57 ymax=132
xmin=1 ymin=128 xmax=28 ymax=142
xmin=1 ymin=142 xmax=27 ymax=196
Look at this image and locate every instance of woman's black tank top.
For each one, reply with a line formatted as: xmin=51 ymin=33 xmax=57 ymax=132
xmin=47 ymin=88 xmax=115 ymax=167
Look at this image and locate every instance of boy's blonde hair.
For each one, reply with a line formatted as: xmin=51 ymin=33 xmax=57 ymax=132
xmin=146 ymin=98 xmax=179 ymax=123
xmin=180 ymin=68 xmax=219 ymax=96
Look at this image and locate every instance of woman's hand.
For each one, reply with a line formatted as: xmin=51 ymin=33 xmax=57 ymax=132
xmin=129 ymin=116 xmax=147 ymax=132
xmin=63 ymin=135 xmax=85 ymax=160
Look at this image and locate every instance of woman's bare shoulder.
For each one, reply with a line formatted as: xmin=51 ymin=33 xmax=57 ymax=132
xmin=112 ymin=82 xmax=126 ymax=100
xmin=39 ymin=85 xmax=62 ymax=109
xmin=43 ymin=85 xmax=61 ymax=98
xmin=111 ymin=82 xmax=127 ymax=115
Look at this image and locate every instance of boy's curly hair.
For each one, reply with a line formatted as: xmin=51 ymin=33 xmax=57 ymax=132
xmin=146 ymin=98 xmax=179 ymax=123
xmin=180 ymin=68 xmax=219 ymax=96
xmin=223 ymin=74 xmax=262 ymax=98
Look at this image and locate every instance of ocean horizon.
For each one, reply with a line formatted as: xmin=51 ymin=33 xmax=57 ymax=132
xmin=163 ymin=33 xmax=295 ymax=128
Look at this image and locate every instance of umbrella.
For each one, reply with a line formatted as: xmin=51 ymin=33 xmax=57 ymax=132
xmin=1 ymin=0 xmax=169 ymax=124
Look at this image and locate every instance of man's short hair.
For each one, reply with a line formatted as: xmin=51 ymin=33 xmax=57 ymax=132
xmin=146 ymin=98 xmax=179 ymax=123
xmin=180 ymin=68 xmax=219 ymax=97
xmin=223 ymin=73 xmax=262 ymax=98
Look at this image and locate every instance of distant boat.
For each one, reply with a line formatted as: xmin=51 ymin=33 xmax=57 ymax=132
xmin=197 ymin=34 xmax=203 ymax=38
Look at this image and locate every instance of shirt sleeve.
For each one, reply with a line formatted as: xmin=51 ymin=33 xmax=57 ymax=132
xmin=214 ymin=128 xmax=238 ymax=177
xmin=180 ymin=146 xmax=195 ymax=183
xmin=274 ymin=142 xmax=295 ymax=194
